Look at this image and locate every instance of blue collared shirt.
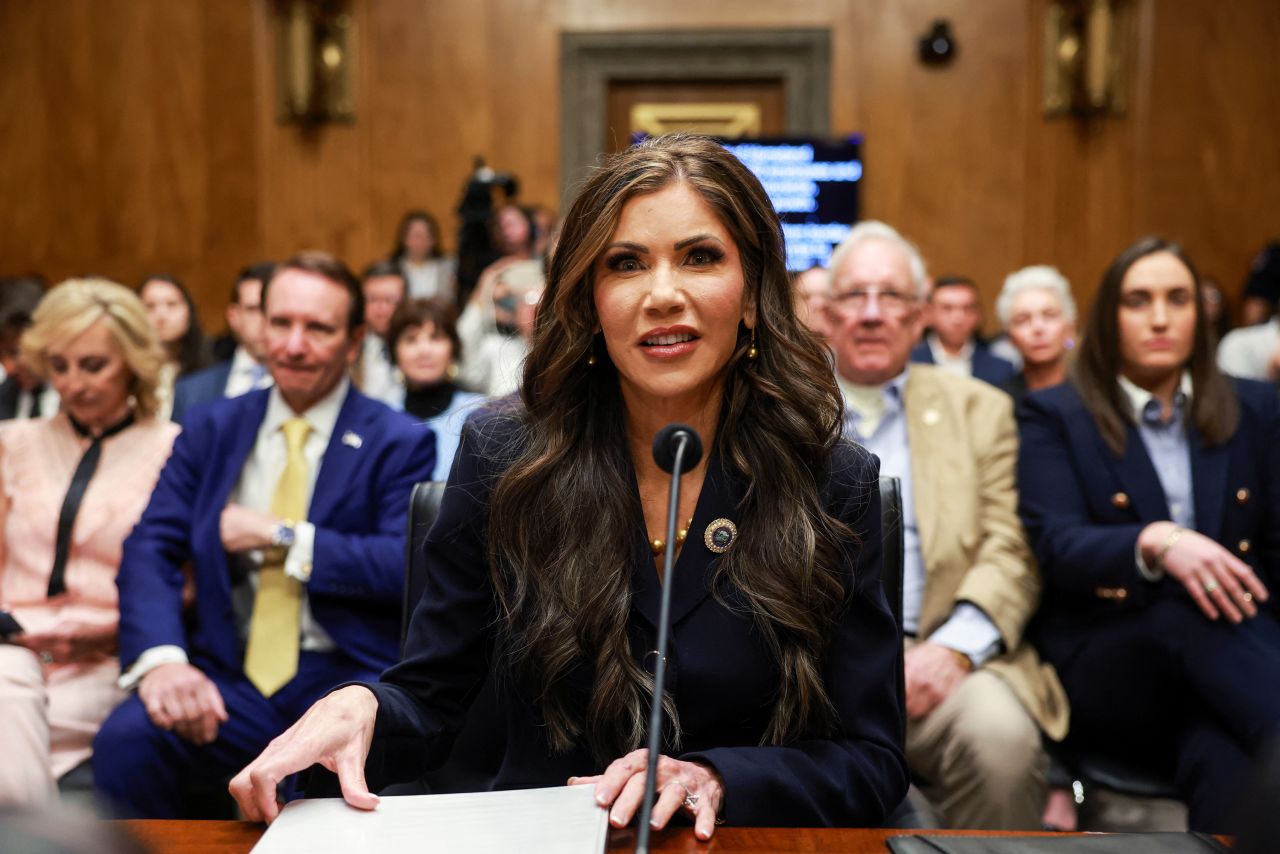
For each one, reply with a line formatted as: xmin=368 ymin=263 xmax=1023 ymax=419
xmin=838 ymin=368 xmax=1002 ymax=665
xmin=1118 ymin=372 xmax=1195 ymax=579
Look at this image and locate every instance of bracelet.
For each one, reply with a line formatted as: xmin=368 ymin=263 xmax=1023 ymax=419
xmin=1156 ymin=525 xmax=1185 ymax=569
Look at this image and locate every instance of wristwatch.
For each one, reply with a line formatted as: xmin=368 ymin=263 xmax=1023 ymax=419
xmin=271 ymin=522 xmax=297 ymax=549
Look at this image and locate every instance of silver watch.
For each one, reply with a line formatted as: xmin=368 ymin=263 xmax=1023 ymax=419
xmin=271 ymin=522 xmax=296 ymax=549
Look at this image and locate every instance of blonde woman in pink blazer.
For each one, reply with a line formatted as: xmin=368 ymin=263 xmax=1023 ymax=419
xmin=0 ymin=279 xmax=178 ymax=807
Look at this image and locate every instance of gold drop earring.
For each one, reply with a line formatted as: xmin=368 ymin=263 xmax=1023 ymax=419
xmin=747 ymin=328 xmax=758 ymax=360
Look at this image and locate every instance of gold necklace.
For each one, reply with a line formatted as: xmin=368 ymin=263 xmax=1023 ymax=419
xmin=650 ymin=517 xmax=694 ymax=555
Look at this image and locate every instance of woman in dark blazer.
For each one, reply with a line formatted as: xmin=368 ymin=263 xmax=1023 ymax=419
xmin=229 ymin=134 xmax=907 ymax=835
xmin=1017 ymin=236 xmax=1280 ymax=833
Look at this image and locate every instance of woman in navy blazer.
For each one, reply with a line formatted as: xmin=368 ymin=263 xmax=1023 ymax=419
xmin=229 ymin=134 xmax=907 ymax=834
xmin=1018 ymin=236 xmax=1280 ymax=832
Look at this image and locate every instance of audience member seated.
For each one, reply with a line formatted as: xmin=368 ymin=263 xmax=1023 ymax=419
xmin=171 ymin=262 xmax=275 ymax=423
xmin=1217 ymin=302 xmax=1279 ymax=383
xmin=793 ymin=264 xmax=832 ymax=340
xmin=92 ymin=252 xmax=436 ymax=818
xmin=457 ymin=257 xmax=544 ymax=397
xmin=0 ymin=279 xmax=179 ymax=807
xmin=996 ymin=265 xmax=1078 ymax=404
xmin=1241 ymin=240 xmax=1280 ymax=326
xmin=826 ymin=221 xmax=1067 ymax=829
xmin=138 ymin=275 xmax=212 ymax=419
xmin=910 ymin=275 xmax=1017 ymax=388
xmin=353 ymin=261 xmax=406 ymax=405
xmin=1017 ymin=236 xmax=1280 ymax=834
xmin=386 ymin=298 xmax=484 ymax=481
xmin=391 ymin=210 xmax=456 ymax=302
xmin=0 ymin=277 xmax=58 ymax=419
xmin=1200 ymin=275 xmax=1232 ymax=347
xmin=231 ymin=133 xmax=907 ymax=834
xmin=528 ymin=203 xmax=558 ymax=259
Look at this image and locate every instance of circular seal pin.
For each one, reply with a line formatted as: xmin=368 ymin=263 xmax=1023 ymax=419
xmin=704 ymin=518 xmax=738 ymax=554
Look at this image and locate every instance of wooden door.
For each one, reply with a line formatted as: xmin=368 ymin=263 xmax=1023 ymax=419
xmin=604 ymin=79 xmax=786 ymax=152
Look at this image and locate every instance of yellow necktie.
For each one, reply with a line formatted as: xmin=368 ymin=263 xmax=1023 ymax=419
xmin=244 ymin=417 xmax=312 ymax=696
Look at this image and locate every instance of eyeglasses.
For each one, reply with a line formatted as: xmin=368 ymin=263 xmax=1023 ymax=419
xmin=827 ymin=286 xmax=919 ymax=318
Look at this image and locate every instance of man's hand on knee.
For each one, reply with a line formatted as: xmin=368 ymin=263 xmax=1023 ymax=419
xmin=904 ymin=642 xmax=973 ymax=720
xmin=138 ymin=662 xmax=229 ymax=745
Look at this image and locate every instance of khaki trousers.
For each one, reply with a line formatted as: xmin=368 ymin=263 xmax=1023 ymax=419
xmin=0 ymin=644 xmax=124 ymax=808
xmin=905 ymin=667 xmax=1048 ymax=829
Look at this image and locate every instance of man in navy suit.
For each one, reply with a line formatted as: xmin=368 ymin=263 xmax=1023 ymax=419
xmin=910 ymin=275 xmax=1017 ymax=388
xmin=171 ymin=262 xmax=276 ymax=423
xmin=93 ymin=252 xmax=436 ymax=817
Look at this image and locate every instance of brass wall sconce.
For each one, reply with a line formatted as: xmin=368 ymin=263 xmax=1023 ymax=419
xmin=1044 ymin=0 xmax=1131 ymax=117
xmin=274 ymin=0 xmax=355 ymax=124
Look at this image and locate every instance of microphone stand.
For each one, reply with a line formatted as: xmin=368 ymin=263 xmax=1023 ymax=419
xmin=635 ymin=430 xmax=692 ymax=854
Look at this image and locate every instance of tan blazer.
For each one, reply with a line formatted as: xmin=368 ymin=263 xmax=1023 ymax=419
xmin=904 ymin=365 xmax=1069 ymax=740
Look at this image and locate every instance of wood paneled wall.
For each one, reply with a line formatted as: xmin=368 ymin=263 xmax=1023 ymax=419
xmin=2 ymin=0 xmax=1277 ymax=329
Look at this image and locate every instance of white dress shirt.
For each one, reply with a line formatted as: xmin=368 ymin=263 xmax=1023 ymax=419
xmin=222 ymin=346 xmax=273 ymax=399
xmin=120 ymin=379 xmax=350 ymax=689
xmin=925 ymin=331 xmax=975 ymax=377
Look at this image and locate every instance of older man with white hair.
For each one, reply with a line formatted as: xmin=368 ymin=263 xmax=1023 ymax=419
xmin=824 ymin=221 xmax=1067 ymax=829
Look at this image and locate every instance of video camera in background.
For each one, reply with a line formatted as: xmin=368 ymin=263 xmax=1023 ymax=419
xmin=456 ymin=157 xmax=520 ymax=307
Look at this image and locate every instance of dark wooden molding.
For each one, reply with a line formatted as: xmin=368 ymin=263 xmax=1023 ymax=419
xmin=559 ymin=29 xmax=831 ymax=202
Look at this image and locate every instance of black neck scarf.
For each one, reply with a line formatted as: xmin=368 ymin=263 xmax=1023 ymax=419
xmin=47 ymin=411 xmax=135 ymax=598
xmin=403 ymin=382 xmax=457 ymax=421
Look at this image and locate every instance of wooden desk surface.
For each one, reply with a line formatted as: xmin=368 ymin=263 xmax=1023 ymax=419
xmin=121 ymin=820 xmax=1066 ymax=854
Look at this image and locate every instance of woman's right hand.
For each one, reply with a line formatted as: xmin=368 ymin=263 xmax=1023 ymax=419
xmin=229 ymin=685 xmax=381 ymax=824
xmin=1139 ymin=521 xmax=1269 ymax=622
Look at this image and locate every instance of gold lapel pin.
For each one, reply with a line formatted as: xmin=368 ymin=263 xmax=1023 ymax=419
xmin=1110 ymin=492 xmax=1130 ymax=509
xmin=704 ymin=518 xmax=738 ymax=554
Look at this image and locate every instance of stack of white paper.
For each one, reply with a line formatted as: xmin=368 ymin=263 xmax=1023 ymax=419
xmin=251 ymin=784 xmax=610 ymax=854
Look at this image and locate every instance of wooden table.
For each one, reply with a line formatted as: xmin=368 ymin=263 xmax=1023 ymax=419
xmin=121 ymin=820 xmax=1068 ymax=853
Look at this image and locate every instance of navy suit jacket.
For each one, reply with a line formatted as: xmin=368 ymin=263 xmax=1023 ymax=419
xmin=364 ymin=411 xmax=908 ymax=827
xmin=171 ymin=360 xmax=233 ymax=424
xmin=1017 ymin=379 xmax=1280 ymax=663
xmin=910 ymin=338 xmax=1018 ymax=388
xmin=118 ymin=386 xmax=437 ymax=678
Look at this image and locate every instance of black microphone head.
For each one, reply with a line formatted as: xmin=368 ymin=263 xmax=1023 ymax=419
xmin=652 ymin=424 xmax=703 ymax=474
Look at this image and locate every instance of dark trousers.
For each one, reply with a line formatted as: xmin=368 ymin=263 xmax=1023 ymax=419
xmin=1051 ymin=597 xmax=1280 ymax=833
xmin=92 ymin=651 xmax=373 ymax=818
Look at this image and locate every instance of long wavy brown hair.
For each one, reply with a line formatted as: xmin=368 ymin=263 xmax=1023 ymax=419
xmin=1072 ymin=235 xmax=1239 ymax=455
xmin=485 ymin=134 xmax=856 ymax=764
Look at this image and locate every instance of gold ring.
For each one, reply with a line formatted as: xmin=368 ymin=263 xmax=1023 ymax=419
xmin=1203 ymin=579 xmax=1219 ymax=594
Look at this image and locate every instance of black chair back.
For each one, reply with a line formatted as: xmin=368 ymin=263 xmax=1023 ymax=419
xmin=402 ymin=480 xmax=448 ymax=653
xmin=878 ymin=474 xmax=906 ymax=740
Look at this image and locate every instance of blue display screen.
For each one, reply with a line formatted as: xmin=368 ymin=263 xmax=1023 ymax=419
xmin=720 ymin=136 xmax=863 ymax=272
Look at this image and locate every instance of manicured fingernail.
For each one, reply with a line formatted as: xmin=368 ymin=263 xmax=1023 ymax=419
xmin=597 ymin=793 xmax=608 ymax=805
xmin=697 ymin=829 xmax=710 ymax=839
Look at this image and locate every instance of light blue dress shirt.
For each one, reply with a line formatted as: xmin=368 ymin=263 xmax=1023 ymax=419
xmin=1118 ymin=372 xmax=1195 ymax=579
xmin=839 ymin=368 xmax=1003 ymax=665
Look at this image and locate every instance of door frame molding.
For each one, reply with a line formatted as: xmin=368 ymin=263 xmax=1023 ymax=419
xmin=559 ymin=29 xmax=831 ymax=203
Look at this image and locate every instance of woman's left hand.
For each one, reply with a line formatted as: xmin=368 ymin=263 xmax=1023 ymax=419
xmin=569 ymin=748 xmax=724 ymax=841
xmin=14 ymin=620 xmax=116 ymax=665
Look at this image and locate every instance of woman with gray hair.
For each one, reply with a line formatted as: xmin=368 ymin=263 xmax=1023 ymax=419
xmin=997 ymin=265 xmax=1077 ymax=402
xmin=0 ymin=279 xmax=179 ymax=806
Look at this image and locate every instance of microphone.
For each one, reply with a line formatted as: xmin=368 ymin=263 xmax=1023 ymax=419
xmin=636 ymin=424 xmax=702 ymax=854
xmin=651 ymin=424 xmax=704 ymax=474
